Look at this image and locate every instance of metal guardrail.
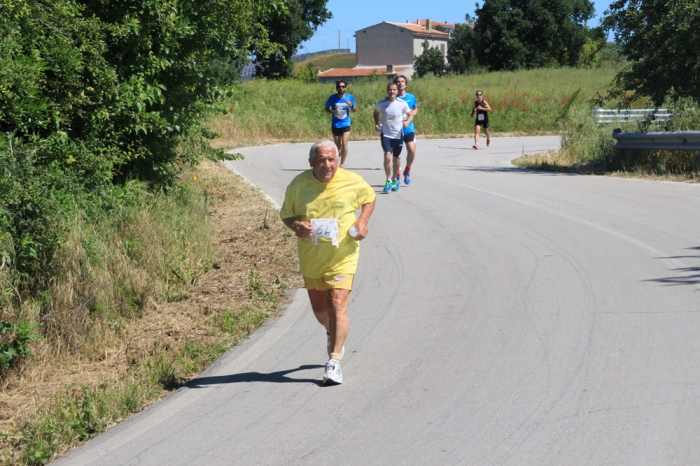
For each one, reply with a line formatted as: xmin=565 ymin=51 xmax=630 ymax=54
xmin=592 ymin=108 xmax=671 ymax=124
xmin=612 ymin=130 xmax=700 ymax=151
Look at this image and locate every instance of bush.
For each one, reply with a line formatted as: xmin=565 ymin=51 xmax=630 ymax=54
xmin=0 ymin=0 xmax=283 ymax=297
xmin=557 ymin=95 xmax=700 ymax=174
xmin=0 ymin=319 xmax=41 ymax=374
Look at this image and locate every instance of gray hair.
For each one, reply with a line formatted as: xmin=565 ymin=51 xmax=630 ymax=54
xmin=309 ymin=140 xmax=338 ymax=161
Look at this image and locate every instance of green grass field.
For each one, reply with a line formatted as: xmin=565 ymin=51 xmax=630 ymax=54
xmin=211 ymin=67 xmax=619 ymax=148
xmin=294 ymin=52 xmax=356 ymax=72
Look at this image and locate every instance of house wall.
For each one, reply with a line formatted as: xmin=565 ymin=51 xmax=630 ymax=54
xmin=413 ymin=38 xmax=449 ymax=63
xmin=355 ymin=23 xmax=415 ymax=67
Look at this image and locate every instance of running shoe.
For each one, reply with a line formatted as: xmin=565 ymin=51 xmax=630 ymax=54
xmin=404 ymin=172 xmax=411 ymax=185
xmin=391 ymin=179 xmax=399 ymax=191
xmin=323 ymin=359 xmax=343 ymax=385
xmin=473 ymin=143 xmax=479 ymax=150
xmin=486 ymin=139 xmax=491 ymax=147
xmin=326 ymin=332 xmax=345 ymax=359
xmin=383 ymin=180 xmax=392 ymax=193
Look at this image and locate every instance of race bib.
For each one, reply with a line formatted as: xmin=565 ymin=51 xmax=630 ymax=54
xmin=478 ymin=114 xmax=485 ymax=121
xmin=336 ymin=103 xmax=348 ymax=120
xmin=311 ymin=218 xmax=339 ymax=246
xmin=387 ymin=113 xmax=398 ymax=125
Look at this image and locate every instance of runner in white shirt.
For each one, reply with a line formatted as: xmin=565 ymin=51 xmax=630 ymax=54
xmin=373 ymin=83 xmax=413 ymax=193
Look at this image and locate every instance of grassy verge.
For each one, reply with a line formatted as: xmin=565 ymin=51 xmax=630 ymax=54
xmin=0 ymin=160 xmax=301 ymax=465
xmin=210 ymin=67 xmax=618 ymax=148
xmin=513 ymin=96 xmax=700 ymax=181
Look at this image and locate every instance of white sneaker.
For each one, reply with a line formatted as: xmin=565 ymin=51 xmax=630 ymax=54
xmin=323 ymin=359 xmax=343 ymax=385
xmin=326 ymin=332 xmax=345 ymax=359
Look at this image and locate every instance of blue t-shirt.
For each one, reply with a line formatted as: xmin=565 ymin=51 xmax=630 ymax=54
xmin=397 ymin=92 xmax=417 ymax=134
xmin=325 ymin=94 xmax=357 ymax=129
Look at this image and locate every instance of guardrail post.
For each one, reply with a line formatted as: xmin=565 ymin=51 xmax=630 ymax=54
xmin=693 ymin=152 xmax=700 ymax=171
xmin=626 ymin=150 xmax=636 ymax=169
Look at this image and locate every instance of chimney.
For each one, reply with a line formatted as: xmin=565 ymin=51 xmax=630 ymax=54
xmin=426 ymin=19 xmax=432 ymax=31
xmin=316 ymin=67 xmax=321 ymax=75
xmin=386 ymin=64 xmax=394 ymax=74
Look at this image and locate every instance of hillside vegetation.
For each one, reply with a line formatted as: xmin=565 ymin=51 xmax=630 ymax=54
xmin=211 ymin=67 xmax=618 ymax=147
xmin=294 ymin=52 xmax=356 ymax=72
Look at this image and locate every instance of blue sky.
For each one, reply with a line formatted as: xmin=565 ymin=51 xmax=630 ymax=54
xmin=299 ymin=0 xmax=615 ymax=54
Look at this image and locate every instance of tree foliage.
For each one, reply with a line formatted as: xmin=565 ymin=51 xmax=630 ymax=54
xmin=414 ymin=42 xmax=447 ymax=78
xmin=473 ymin=0 xmax=597 ymax=71
xmin=0 ymin=0 xmax=283 ymax=281
xmin=447 ymin=21 xmax=480 ymax=74
xmin=254 ymin=0 xmax=331 ymax=79
xmin=603 ymin=0 xmax=700 ymax=106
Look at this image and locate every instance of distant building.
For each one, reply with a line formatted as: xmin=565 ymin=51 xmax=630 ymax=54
xmin=409 ymin=19 xmax=458 ymax=35
xmin=317 ymin=65 xmax=411 ymax=84
xmin=355 ymin=21 xmax=449 ymax=69
xmin=318 ymin=20 xmax=450 ymax=83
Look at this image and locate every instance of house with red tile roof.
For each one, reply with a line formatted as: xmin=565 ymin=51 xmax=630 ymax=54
xmin=317 ymin=20 xmax=451 ymax=83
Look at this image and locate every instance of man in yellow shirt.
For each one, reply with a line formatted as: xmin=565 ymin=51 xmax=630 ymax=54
xmin=281 ymin=140 xmax=376 ymax=385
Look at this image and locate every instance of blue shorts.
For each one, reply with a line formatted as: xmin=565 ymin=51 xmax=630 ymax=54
xmin=403 ymin=132 xmax=415 ymax=143
xmin=381 ymin=134 xmax=404 ymax=157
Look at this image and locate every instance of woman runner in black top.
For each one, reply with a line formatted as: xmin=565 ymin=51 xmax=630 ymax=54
xmin=470 ymin=90 xmax=492 ymax=149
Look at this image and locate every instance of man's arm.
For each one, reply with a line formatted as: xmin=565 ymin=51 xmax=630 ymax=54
xmin=351 ymin=199 xmax=375 ymax=241
xmin=481 ymin=100 xmax=492 ymax=112
xmin=374 ymin=109 xmax=381 ymax=130
xmin=402 ymin=108 xmax=414 ymax=128
xmin=282 ymin=217 xmax=313 ymax=238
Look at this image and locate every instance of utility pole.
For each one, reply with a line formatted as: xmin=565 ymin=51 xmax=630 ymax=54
xmin=338 ymin=30 xmax=341 ymax=49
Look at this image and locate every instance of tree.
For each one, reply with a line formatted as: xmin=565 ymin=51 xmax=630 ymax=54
xmin=254 ymin=0 xmax=332 ymax=79
xmin=603 ymin=0 xmax=700 ymax=106
xmin=447 ymin=18 xmax=479 ymax=74
xmin=414 ymin=41 xmax=447 ymax=78
xmin=474 ymin=0 xmax=596 ymax=71
xmin=0 ymin=0 xmax=284 ymax=280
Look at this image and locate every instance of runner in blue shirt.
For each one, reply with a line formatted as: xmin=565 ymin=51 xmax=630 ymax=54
xmin=325 ymin=81 xmax=357 ymax=168
xmin=395 ymin=75 xmax=418 ymax=185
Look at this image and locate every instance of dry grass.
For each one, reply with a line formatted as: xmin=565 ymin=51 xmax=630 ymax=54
xmin=514 ymin=150 xmax=700 ymax=182
xmin=0 ymin=159 xmax=302 ymax=464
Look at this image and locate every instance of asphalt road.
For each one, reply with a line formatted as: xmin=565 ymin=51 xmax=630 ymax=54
xmin=53 ymin=137 xmax=700 ymax=465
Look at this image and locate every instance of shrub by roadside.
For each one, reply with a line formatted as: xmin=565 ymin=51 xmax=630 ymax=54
xmin=513 ymin=96 xmax=700 ymax=180
xmin=0 ymin=159 xmax=301 ymax=465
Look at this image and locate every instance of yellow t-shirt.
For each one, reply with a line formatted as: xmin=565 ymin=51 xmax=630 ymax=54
xmin=280 ymin=169 xmax=375 ymax=278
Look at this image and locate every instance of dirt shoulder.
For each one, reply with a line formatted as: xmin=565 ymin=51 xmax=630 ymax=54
xmin=0 ymin=159 xmax=302 ymax=463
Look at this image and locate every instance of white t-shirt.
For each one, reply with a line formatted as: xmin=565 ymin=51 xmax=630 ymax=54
xmin=375 ymin=98 xmax=411 ymax=139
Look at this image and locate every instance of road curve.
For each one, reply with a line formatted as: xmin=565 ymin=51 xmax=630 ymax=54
xmin=53 ymin=137 xmax=700 ymax=465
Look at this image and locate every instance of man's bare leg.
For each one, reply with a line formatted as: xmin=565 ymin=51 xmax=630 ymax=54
xmin=333 ymin=135 xmax=343 ymax=163
xmin=308 ymin=289 xmax=330 ymax=330
xmin=307 ymin=288 xmax=349 ymax=354
xmin=392 ymin=156 xmax=400 ymax=180
xmin=383 ymin=152 xmax=393 ymax=179
xmin=340 ymin=131 xmax=350 ymax=166
xmin=405 ymin=141 xmax=416 ymax=169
